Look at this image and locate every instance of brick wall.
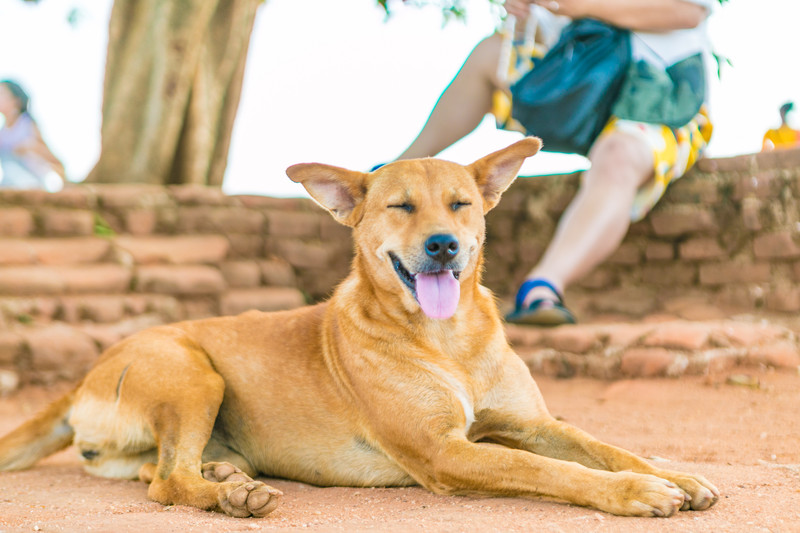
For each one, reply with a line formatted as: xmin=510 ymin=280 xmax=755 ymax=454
xmin=1 ymin=147 xmax=799 ymax=386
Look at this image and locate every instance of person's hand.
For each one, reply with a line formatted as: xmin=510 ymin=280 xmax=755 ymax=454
xmin=531 ymin=0 xmax=590 ymax=18
xmin=504 ymin=0 xmax=535 ymax=19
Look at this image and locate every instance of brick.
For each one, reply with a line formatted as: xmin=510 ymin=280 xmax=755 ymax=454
xmin=24 ymin=325 xmax=99 ymax=381
xmin=114 ymin=235 xmax=229 ymax=264
xmin=0 ymin=189 xmax=48 ymax=205
xmin=136 ymin=265 xmax=225 ymax=294
xmin=641 ymin=263 xmax=697 ymax=285
xmin=0 ymin=297 xmax=58 ymax=321
xmin=91 ymin=184 xmax=172 ymax=208
xmin=28 ymin=238 xmax=111 ymax=264
xmin=733 ymin=170 xmax=780 ymax=200
xmin=219 ymin=287 xmax=305 ymax=316
xmin=719 ymin=322 xmax=790 ymax=347
xmin=181 ymin=297 xmax=218 ymax=319
xmin=586 ymin=288 xmax=657 ymax=316
xmin=766 ymin=286 xmax=800 ymax=312
xmin=220 ymin=261 xmax=261 ymax=288
xmin=79 ymin=314 xmax=167 ymax=351
xmin=753 ymin=231 xmax=800 ymax=259
xmin=297 ymin=267 xmax=350 ymax=300
xmin=643 ymin=322 xmax=710 ymax=350
xmin=600 ymin=323 xmax=651 ymax=347
xmin=63 ymin=265 xmax=132 ymax=294
xmin=695 ymin=153 xmax=755 ymax=173
xmin=124 ymin=209 xmax=158 ymax=235
xmin=169 ymin=184 xmax=230 ymax=206
xmin=699 ymin=262 xmax=770 ymax=285
xmin=620 ymin=348 xmax=687 ymax=377
xmin=0 ymin=240 xmax=34 ymax=264
xmin=176 ymin=207 xmax=263 ymax=234
xmin=504 ymin=325 xmax=546 ymax=349
xmin=0 ymin=267 xmax=64 ymax=295
xmin=714 ymin=284 xmax=765 ymax=310
xmin=741 ymin=197 xmax=762 ymax=231
xmin=0 ymin=266 xmax=131 ymax=296
xmin=663 ymin=177 xmax=719 ymax=204
xmin=544 ymin=326 xmax=599 ymax=354
xmin=42 ymin=187 xmax=95 ymax=208
xmin=679 ymin=238 xmax=725 ymax=260
xmin=236 ymin=195 xmax=315 ymax=210
xmin=675 ymin=304 xmax=727 ymax=321
xmin=576 ymin=268 xmax=618 ymax=290
xmin=265 ymin=210 xmax=321 ymax=239
xmin=645 ymin=242 xmax=674 ymax=261
xmin=0 ymin=207 xmax=34 ymax=236
xmin=59 ymin=296 xmax=127 ymax=323
xmin=320 ymin=218 xmax=353 ymax=242
xmin=649 ymin=207 xmax=717 ymax=237
xmin=259 ymin=257 xmax=297 ymax=287
xmin=0 ymin=332 xmax=24 ymax=365
xmin=227 ymin=235 xmax=263 ymax=258
xmin=275 ymin=240 xmax=340 ymax=269
xmin=607 ymin=243 xmax=641 ymax=265
xmin=41 ymin=209 xmax=94 ymax=236
xmin=745 ymin=341 xmax=800 ymax=369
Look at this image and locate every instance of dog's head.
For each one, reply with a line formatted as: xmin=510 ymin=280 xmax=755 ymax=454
xmin=286 ymin=137 xmax=541 ymax=320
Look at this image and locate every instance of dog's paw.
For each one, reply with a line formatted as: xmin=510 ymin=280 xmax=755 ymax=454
xmin=222 ymin=480 xmax=282 ymax=517
xmin=656 ymin=470 xmax=720 ymax=511
xmin=202 ymin=461 xmax=283 ymax=517
xmin=202 ymin=461 xmax=252 ymax=484
xmin=601 ymin=472 xmax=685 ymax=517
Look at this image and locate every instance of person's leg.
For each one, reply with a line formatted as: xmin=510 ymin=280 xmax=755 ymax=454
xmin=519 ymin=131 xmax=654 ymax=309
xmin=396 ymin=34 xmax=505 ymax=160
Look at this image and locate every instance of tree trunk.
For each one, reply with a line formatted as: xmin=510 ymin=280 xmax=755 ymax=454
xmin=86 ymin=0 xmax=260 ymax=186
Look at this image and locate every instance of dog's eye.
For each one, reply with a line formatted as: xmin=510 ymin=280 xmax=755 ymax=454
xmin=451 ymin=201 xmax=471 ymax=211
xmin=388 ymin=203 xmax=415 ymax=213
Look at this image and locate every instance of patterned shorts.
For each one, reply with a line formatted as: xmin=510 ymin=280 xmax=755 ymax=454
xmin=493 ymin=41 xmax=713 ymax=222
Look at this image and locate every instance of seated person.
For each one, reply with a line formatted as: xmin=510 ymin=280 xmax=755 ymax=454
xmin=0 ymin=79 xmax=65 ymax=191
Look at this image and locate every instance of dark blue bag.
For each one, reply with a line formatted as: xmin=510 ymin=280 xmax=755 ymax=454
xmin=510 ymin=19 xmax=631 ymax=156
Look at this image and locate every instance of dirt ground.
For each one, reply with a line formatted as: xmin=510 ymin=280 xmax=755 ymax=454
xmin=1 ymin=371 xmax=799 ymax=533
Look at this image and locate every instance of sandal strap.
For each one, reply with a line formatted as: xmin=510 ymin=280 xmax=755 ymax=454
xmin=514 ymin=278 xmax=564 ymax=310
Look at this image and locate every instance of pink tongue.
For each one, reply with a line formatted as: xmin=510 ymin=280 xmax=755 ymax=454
xmin=415 ymin=271 xmax=460 ymax=319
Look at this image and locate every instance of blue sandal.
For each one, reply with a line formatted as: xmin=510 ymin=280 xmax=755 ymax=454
xmin=505 ymin=278 xmax=576 ymax=326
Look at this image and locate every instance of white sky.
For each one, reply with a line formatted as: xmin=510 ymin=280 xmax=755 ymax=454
xmin=1 ymin=0 xmax=798 ymax=198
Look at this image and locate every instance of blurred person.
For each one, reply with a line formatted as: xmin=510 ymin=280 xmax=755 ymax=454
xmin=0 ymin=80 xmax=65 ymax=191
xmin=762 ymin=102 xmax=800 ymax=151
xmin=392 ymin=0 xmax=714 ymax=326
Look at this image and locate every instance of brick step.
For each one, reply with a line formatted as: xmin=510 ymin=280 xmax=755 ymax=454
xmin=507 ymin=319 xmax=800 ymax=379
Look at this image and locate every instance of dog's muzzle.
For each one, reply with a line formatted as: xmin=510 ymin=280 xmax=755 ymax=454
xmin=389 ymin=235 xmax=463 ymax=320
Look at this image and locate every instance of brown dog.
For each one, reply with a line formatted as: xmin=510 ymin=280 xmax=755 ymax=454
xmin=0 ymin=138 xmax=718 ymax=518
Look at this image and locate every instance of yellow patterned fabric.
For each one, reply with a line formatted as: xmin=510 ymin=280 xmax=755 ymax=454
xmin=492 ymin=40 xmax=541 ymax=134
xmin=600 ymin=107 xmax=712 ymax=221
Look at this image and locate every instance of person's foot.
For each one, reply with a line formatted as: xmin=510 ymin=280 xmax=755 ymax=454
xmin=504 ymin=278 xmax=576 ymax=326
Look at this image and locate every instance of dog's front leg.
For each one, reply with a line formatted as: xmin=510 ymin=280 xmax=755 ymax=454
xmin=415 ymin=436 xmax=686 ymax=517
xmin=500 ymin=417 xmax=719 ymax=512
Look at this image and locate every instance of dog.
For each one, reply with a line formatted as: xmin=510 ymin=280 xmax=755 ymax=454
xmin=0 ymin=138 xmax=718 ymax=518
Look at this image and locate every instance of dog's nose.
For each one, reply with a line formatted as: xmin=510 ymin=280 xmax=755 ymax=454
xmin=425 ymin=234 xmax=459 ymax=264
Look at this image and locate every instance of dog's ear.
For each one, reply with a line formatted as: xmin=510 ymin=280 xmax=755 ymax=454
xmin=468 ymin=137 xmax=542 ymax=212
xmin=286 ymin=163 xmax=367 ymax=226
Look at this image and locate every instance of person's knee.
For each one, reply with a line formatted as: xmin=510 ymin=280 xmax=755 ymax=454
xmin=586 ymin=134 xmax=653 ymax=190
xmin=468 ymin=33 xmax=504 ymax=86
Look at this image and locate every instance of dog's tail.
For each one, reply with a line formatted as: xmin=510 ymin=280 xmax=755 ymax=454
xmin=0 ymin=388 xmax=76 ymax=471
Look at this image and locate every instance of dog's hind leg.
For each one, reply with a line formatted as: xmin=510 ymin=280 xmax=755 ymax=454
xmin=104 ymin=329 xmax=281 ymax=517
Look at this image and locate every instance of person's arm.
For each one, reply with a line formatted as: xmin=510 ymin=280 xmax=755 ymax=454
xmin=15 ymin=124 xmax=66 ymax=178
xmin=505 ymin=0 xmax=709 ymax=32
